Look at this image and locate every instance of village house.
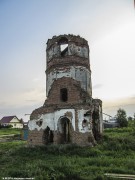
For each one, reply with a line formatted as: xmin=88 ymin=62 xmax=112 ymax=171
xmin=0 ymin=116 xmax=23 ymax=128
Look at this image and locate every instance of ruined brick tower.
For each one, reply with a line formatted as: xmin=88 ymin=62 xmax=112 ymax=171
xmin=28 ymin=34 xmax=103 ymax=146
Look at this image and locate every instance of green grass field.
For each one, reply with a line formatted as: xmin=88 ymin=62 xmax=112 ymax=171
xmin=0 ymin=128 xmax=21 ymax=136
xmin=0 ymin=127 xmax=135 ymax=180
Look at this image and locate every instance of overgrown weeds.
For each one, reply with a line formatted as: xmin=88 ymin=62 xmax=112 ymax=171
xmin=0 ymin=127 xmax=135 ymax=179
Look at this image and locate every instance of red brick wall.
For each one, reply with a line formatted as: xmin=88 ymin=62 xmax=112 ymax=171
xmin=45 ymin=77 xmax=89 ymax=105
xmin=46 ymin=56 xmax=90 ymax=73
xmin=28 ymin=129 xmax=44 ymax=146
xmin=28 ymin=129 xmax=95 ymax=146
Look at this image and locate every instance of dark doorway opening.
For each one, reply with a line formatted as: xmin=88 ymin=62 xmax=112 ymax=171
xmin=43 ymin=126 xmax=54 ymax=144
xmin=59 ymin=117 xmax=70 ymax=143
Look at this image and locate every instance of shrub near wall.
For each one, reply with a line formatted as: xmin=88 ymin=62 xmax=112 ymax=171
xmin=0 ymin=124 xmax=13 ymax=129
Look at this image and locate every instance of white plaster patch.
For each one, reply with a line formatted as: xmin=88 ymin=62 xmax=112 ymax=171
xmin=47 ymin=43 xmax=88 ymax=61
xmin=46 ymin=66 xmax=92 ymax=96
xmin=28 ymin=109 xmax=75 ymax=131
xmin=68 ymin=44 xmax=88 ymax=58
xmin=47 ymin=44 xmax=60 ymax=61
xmin=77 ymin=109 xmax=91 ymax=133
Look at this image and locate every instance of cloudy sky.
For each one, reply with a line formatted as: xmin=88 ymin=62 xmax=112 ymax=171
xmin=0 ymin=0 xmax=135 ymax=121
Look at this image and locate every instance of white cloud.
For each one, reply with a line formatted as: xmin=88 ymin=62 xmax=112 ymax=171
xmin=103 ymin=96 xmax=135 ymax=118
xmin=91 ymin=18 xmax=135 ymax=100
xmin=32 ymin=78 xmax=40 ymax=82
xmin=0 ymin=87 xmax=45 ymax=108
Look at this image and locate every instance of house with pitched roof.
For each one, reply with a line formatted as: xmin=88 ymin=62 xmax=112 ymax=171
xmin=0 ymin=116 xmax=23 ymax=128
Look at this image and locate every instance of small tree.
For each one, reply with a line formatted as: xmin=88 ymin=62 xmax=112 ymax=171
xmin=134 ymin=113 xmax=135 ymax=120
xmin=128 ymin=116 xmax=133 ymax=121
xmin=128 ymin=116 xmax=133 ymax=127
xmin=116 ymin=108 xmax=128 ymax=127
xmin=133 ymin=113 xmax=135 ymax=134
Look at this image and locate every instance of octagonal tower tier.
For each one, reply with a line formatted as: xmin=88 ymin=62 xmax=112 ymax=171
xmin=45 ymin=34 xmax=92 ymax=104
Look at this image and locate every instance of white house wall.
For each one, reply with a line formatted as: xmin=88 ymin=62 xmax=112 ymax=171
xmin=9 ymin=117 xmax=23 ymax=128
xmin=15 ymin=124 xmax=23 ymax=128
xmin=8 ymin=123 xmax=23 ymax=128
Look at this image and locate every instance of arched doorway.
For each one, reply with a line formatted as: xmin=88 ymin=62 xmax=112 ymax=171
xmin=43 ymin=126 xmax=54 ymax=144
xmin=58 ymin=117 xmax=70 ymax=143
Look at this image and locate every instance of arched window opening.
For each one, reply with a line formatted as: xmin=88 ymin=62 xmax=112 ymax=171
xmin=36 ymin=120 xmax=43 ymax=127
xmin=60 ymin=88 xmax=68 ymax=102
xmin=82 ymin=119 xmax=88 ymax=128
xmin=83 ymin=119 xmax=87 ymax=123
xmin=58 ymin=37 xmax=68 ymax=57
xmin=60 ymin=44 xmax=68 ymax=52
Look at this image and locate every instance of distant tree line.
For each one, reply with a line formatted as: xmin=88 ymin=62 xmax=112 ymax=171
xmin=115 ymin=108 xmax=135 ymax=128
